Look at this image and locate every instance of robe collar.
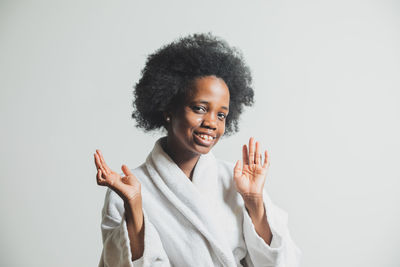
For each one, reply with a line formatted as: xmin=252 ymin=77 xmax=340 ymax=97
xmin=145 ymin=137 xmax=236 ymax=266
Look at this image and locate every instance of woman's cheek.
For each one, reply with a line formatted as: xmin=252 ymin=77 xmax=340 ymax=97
xmin=195 ymin=117 xmax=203 ymax=125
xmin=220 ymin=121 xmax=226 ymax=131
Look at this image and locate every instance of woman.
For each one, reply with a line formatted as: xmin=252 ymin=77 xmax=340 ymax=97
xmin=94 ymin=33 xmax=301 ymax=267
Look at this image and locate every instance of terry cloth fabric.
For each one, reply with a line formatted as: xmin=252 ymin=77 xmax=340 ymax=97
xmin=99 ymin=137 xmax=301 ymax=267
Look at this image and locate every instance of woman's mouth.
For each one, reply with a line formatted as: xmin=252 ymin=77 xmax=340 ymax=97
xmin=193 ymin=132 xmax=216 ymax=146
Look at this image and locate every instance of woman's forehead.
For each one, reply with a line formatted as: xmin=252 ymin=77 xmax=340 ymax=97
xmin=186 ymin=76 xmax=230 ymax=103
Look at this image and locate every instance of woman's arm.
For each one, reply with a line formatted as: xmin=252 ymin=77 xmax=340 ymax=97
xmin=234 ymin=137 xmax=273 ymax=245
xmin=233 ymin=138 xmax=301 ymax=266
xmin=95 ymin=150 xmax=145 ymax=262
xmin=124 ymin=196 xmax=145 ymax=261
xmin=243 ymin=196 xmax=272 ymax=245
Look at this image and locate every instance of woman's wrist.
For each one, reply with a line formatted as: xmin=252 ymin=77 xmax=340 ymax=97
xmin=124 ymin=194 xmax=144 ymax=229
xmin=243 ymin=193 xmax=265 ymax=221
xmin=125 ymin=192 xmax=142 ymax=208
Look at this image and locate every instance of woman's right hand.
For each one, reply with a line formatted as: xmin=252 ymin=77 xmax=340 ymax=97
xmin=94 ymin=149 xmax=141 ymax=204
xmin=95 ymin=149 xmax=145 ymax=260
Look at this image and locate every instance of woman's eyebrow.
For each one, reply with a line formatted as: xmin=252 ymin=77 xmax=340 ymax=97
xmin=197 ymin=100 xmax=229 ymax=111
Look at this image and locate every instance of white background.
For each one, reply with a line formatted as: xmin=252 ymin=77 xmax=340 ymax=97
xmin=1 ymin=0 xmax=399 ymax=266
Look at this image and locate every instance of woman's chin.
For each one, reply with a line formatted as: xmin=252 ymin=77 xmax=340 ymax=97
xmin=192 ymin=141 xmax=217 ymax=154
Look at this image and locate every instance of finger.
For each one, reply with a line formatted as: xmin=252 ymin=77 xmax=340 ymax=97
xmin=121 ymin=164 xmax=133 ymax=176
xmin=95 ymin=150 xmax=105 ymax=170
xmin=96 ymin=169 xmax=106 ymax=185
xmin=94 ymin=153 xmax=101 ymax=169
xmin=248 ymin=137 xmax=255 ymax=165
xmin=262 ymin=150 xmax=269 ymax=169
xmin=242 ymin=145 xmax=249 ymax=165
xmin=97 ymin=149 xmax=111 ymax=173
xmin=95 ymin=153 xmax=107 ymax=175
xmin=255 ymin=141 xmax=261 ymax=165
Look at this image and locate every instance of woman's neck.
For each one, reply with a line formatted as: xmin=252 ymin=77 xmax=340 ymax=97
xmin=161 ymin=137 xmax=200 ymax=180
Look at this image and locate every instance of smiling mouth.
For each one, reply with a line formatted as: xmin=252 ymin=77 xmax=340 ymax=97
xmin=195 ymin=133 xmax=215 ymax=141
xmin=193 ymin=132 xmax=216 ymax=146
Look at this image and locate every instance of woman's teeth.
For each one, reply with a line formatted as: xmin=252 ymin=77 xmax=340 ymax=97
xmin=198 ymin=134 xmax=214 ymax=141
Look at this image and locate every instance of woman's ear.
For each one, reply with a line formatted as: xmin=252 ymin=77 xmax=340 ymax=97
xmin=163 ymin=112 xmax=171 ymax=123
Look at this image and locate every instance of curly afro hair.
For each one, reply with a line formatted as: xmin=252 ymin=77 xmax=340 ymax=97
xmin=132 ymin=33 xmax=254 ymax=136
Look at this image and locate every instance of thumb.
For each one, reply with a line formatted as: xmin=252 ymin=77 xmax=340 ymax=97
xmin=121 ymin=165 xmax=138 ymax=185
xmin=121 ymin=164 xmax=133 ymax=176
xmin=234 ymin=160 xmax=242 ymax=178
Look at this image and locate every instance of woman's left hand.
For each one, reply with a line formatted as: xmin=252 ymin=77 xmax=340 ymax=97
xmin=233 ymin=137 xmax=270 ymax=201
xmin=234 ymin=137 xmax=273 ymax=243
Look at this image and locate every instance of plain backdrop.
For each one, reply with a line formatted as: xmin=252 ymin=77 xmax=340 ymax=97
xmin=1 ymin=0 xmax=399 ymax=266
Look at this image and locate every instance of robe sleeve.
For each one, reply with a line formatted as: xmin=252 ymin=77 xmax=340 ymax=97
xmin=99 ymin=188 xmax=171 ymax=267
xmin=242 ymin=192 xmax=302 ymax=267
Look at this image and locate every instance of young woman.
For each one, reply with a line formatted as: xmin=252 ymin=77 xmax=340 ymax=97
xmin=94 ymin=33 xmax=301 ymax=267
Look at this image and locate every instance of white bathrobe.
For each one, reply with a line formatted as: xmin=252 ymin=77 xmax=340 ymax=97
xmin=99 ymin=138 xmax=301 ymax=267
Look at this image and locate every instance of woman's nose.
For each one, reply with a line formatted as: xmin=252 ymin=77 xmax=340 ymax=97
xmin=202 ymin=113 xmax=217 ymax=129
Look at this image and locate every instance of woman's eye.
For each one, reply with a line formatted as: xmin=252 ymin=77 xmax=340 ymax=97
xmin=218 ymin=113 xmax=227 ymax=120
xmin=192 ymin=106 xmax=206 ymax=113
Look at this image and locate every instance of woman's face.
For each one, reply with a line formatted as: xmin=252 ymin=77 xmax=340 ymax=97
xmin=167 ymin=75 xmax=230 ymax=156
